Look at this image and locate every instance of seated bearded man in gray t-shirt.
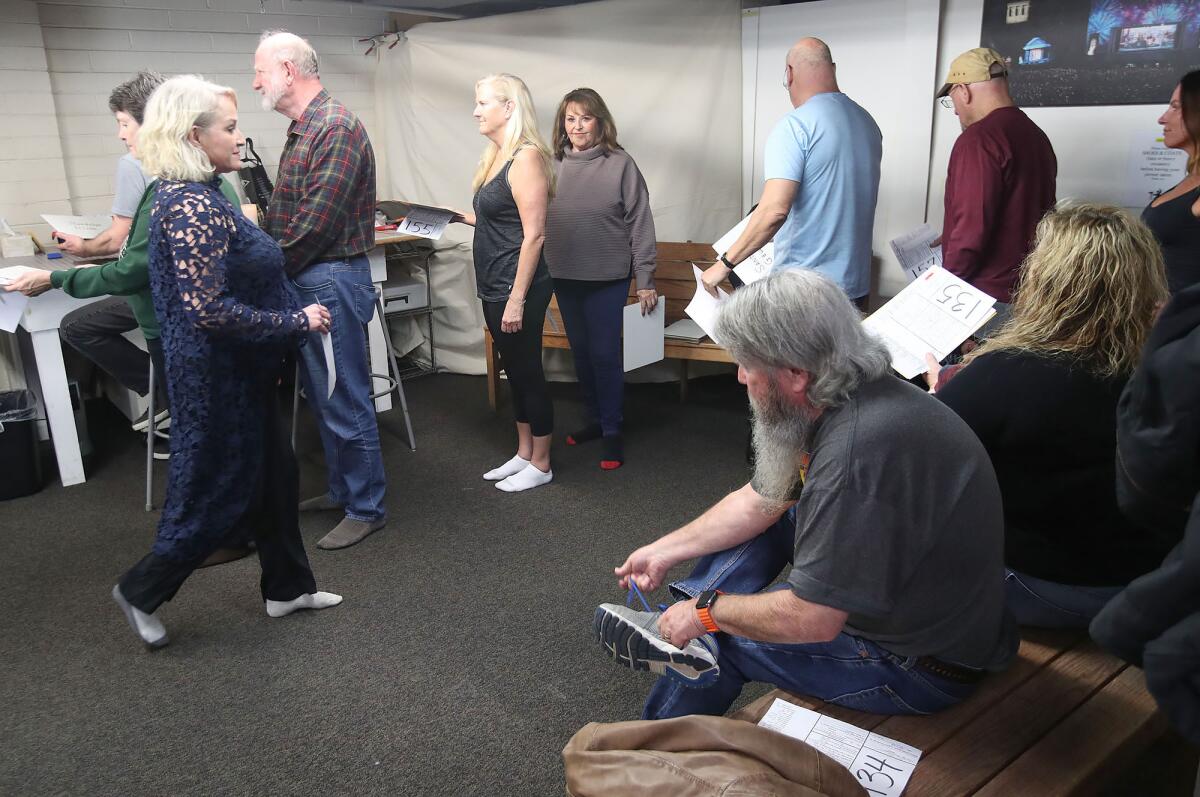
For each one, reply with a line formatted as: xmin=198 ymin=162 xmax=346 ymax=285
xmin=596 ymin=269 xmax=1018 ymax=719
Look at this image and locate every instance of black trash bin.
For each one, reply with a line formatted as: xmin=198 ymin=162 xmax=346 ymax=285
xmin=0 ymin=390 xmax=42 ymax=500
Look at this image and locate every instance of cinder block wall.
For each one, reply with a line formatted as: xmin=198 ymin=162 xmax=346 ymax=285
xmin=0 ymin=0 xmax=436 ymax=387
xmin=0 ymin=0 xmax=74 ymax=241
xmin=8 ymin=0 xmax=419 ymax=241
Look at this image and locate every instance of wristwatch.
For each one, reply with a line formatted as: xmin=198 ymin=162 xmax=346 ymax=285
xmin=718 ymin=253 xmax=735 ymax=270
xmin=695 ymin=590 xmax=723 ymax=633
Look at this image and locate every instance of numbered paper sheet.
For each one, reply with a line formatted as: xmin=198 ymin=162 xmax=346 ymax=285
xmin=888 ymin=224 xmax=943 ymax=282
xmin=684 ymin=264 xmax=728 ymax=344
xmin=759 ymin=698 xmax=921 ymax=797
xmin=863 ymin=266 xmax=996 ymax=379
xmin=712 ymin=216 xmax=775 ymax=285
xmin=397 ymin=206 xmax=453 ymax=241
xmin=40 ymin=214 xmax=112 ymax=240
xmin=321 ymin=331 xmax=336 ymax=399
xmin=622 ymin=298 xmax=665 ymax=372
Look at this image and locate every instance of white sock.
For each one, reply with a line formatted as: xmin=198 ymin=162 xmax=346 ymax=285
xmin=483 ymin=454 xmax=530 ymax=481
xmin=265 ymin=591 xmax=343 ymax=618
xmin=496 ymin=462 xmax=553 ymax=492
xmin=112 ymin=584 xmax=167 ymax=647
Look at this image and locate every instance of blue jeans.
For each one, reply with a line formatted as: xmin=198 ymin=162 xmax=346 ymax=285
xmin=553 ymin=278 xmax=627 ymax=437
xmin=289 ymin=257 xmax=386 ymax=522
xmin=643 ymin=511 xmax=977 ymax=720
xmin=1004 ymin=569 xmax=1122 ymax=629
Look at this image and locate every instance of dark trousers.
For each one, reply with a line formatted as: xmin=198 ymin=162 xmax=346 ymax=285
xmin=119 ymin=392 xmax=316 ymax=614
xmin=553 ymin=277 xmax=627 ymax=437
xmin=482 ymin=278 xmax=554 ymax=436
xmin=60 ymin=297 xmax=169 ymax=409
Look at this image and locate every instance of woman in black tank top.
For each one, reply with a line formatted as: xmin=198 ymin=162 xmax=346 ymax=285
xmin=1143 ymin=71 xmax=1200 ymax=295
xmin=450 ymin=73 xmax=557 ymax=493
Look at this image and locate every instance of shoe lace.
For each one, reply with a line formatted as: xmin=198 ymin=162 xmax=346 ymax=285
xmin=625 ymin=581 xmax=674 ymax=642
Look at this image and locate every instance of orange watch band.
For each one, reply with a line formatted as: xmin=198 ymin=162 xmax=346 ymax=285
xmin=695 ymin=589 xmax=723 ymax=633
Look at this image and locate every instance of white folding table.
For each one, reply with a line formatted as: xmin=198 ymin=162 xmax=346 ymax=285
xmin=3 ymin=253 xmax=108 ymax=487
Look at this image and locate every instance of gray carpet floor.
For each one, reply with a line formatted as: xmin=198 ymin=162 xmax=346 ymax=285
xmin=4 ymin=372 xmax=1195 ymax=796
xmin=1 ymin=372 xmax=763 ymax=796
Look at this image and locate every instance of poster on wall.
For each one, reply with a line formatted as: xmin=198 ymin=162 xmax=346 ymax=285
xmin=1123 ymin=131 xmax=1188 ymax=207
xmin=980 ymin=0 xmax=1200 ymax=107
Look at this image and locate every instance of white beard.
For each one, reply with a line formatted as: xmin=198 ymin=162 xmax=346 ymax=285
xmin=259 ymin=80 xmax=285 ymax=112
xmin=749 ymin=381 xmax=815 ymax=504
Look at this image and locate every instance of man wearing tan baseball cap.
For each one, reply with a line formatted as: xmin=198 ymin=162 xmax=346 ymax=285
xmin=935 ymin=46 xmax=1057 ymax=322
xmin=936 ymin=47 xmax=1008 ymax=104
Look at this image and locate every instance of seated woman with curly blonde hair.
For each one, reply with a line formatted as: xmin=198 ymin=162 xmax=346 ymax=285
xmin=931 ymin=203 xmax=1170 ymax=628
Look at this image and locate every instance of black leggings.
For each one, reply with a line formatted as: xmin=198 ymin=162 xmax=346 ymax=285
xmin=482 ymin=279 xmax=554 ymax=436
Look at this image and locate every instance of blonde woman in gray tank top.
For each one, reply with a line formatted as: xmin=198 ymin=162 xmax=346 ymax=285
xmin=449 ymin=74 xmax=557 ymax=493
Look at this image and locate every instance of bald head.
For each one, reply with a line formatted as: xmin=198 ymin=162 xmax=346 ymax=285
xmin=787 ymin=37 xmax=833 ymax=69
xmin=256 ymin=30 xmax=319 ymax=77
xmin=783 ymin=37 xmax=839 ymax=107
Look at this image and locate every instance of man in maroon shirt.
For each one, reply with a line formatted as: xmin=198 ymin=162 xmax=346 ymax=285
xmin=937 ymin=48 xmax=1057 ymax=316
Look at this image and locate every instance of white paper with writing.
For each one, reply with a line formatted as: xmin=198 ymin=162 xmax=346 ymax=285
xmin=0 ymin=266 xmax=38 ymax=332
xmin=622 ymin=298 xmax=665 ymax=372
xmin=40 ymin=214 xmax=112 ymax=240
xmin=1123 ymin=132 xmax=1187 ymax=209
xmin=684 ymin=265 xmax=728 ymax=344
xmin=862 ymin=266 xmax=996 ymax=379
xmin=888 ymin=224 xmax=943 ymax=282
xmin=321 ymin=330 xmax=336 ymax=399
xmin=713 ymin=216 xmax=775 ymax=285
xmin=759 ymin=698 xmax=921 ymax=797
xmin=397 ymin=207 xmax=454 ymax=240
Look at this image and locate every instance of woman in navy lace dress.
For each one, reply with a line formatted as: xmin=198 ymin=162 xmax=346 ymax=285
xmin=111 ymin=76 xmax=342 ymax=648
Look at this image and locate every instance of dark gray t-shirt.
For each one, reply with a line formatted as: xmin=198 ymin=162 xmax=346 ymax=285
xmin=785 ymin=376 xmax=1017 ymax=670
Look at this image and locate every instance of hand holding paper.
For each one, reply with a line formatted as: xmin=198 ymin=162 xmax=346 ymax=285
xmin=712 ymin=216 xmax=775 ymax=286
xmin=0 ymin=266 xmax=37 ymax=333
xmin=685 ymin=264 xmax=728 ymax=344
xmin=862 ymin=266 xmax=996 ymax=379
xmin=40 ymin=214 xmax=112 ymax=240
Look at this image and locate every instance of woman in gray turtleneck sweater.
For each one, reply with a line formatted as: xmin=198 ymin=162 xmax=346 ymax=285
xmin=544 ymin=88 xmax=657 ymax=470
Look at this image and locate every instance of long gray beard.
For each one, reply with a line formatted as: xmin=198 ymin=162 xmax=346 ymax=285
xmin=749 ymin=396 xmax=815 ymax=506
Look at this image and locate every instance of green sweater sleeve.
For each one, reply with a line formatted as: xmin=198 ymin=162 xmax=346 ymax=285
xmin=49 ymin=177 xmax=242 ymax=298
xmin=52 ymin=183 xmax=154 ymax=298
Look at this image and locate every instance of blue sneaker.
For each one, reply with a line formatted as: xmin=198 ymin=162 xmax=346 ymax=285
xmin=594 ymin=603 xmax=720 ymax=688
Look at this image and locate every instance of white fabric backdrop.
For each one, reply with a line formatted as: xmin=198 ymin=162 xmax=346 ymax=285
xmin=374 ymin=0 xmax=744 ymax=375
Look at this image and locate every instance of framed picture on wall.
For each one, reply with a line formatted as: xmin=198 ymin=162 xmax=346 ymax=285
xmin=980 ymin=0 xmax=1200 ymax=106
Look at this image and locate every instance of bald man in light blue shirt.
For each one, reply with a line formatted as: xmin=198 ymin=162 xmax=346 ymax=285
xmin=704 ymin=37 xmax=882 ymax=309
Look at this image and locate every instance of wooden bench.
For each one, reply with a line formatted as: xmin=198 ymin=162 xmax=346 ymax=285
xmin=731 ymin=629 xmax=1165 ymax=795
xmin=483 ymin=242 xmax=735 ymax=411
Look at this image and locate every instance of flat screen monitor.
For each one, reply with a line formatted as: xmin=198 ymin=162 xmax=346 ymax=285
xmin=1117 ymin=23 xmax=1179 ymax=52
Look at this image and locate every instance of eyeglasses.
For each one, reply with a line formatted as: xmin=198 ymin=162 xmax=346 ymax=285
xmin=938 ymin=84 xmax=964 ymax=109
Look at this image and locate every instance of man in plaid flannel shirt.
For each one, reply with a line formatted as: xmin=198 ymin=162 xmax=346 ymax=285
xmin=254 ymin=30 xmax=388 ymax=550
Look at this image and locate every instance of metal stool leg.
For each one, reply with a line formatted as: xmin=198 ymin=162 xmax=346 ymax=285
xmin=291 ymin=362 xmax=301 ymax=451
xmin=144 ymin=359 xmax=155 ymax=512
xmin=374 ymin=293 xmax=416 ymax=452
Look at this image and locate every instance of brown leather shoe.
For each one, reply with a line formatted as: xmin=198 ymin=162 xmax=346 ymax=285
xmin=316 ymin=516 xmax=386 ymax=550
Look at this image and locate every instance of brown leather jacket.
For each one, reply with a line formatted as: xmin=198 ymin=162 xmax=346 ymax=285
xmin=563 ymin=712 xmax=864 ymax=796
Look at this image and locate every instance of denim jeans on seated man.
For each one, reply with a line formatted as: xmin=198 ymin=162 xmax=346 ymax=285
xmin=643 ymin=510 xmax=978 ymax=720
xmin=289 ymin=256 xmax=386 ymax=522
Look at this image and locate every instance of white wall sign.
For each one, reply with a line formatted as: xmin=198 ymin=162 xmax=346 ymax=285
xmin=1123 ymin=133 xmax=1187 ymax=210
